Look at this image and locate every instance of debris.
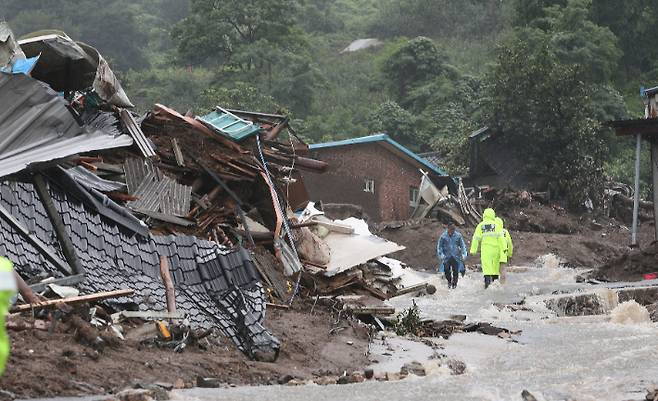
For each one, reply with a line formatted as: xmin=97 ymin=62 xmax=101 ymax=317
xmin=11 ymin=289 xmax=135 ymax=312
xmin=447 ymin=359 xmax=466 ymax=375
xmin=196 ymin=377 xmax=222 ymax=388
xmin=521 ymin=390 xmax=538 ymax=401
xmin=116 ymin=388 xmax=156 ymax=401
xmin=400 ymin=361 xmax=426 ymax=376
xmin=158 ymin=256 xmax=176 ymax=314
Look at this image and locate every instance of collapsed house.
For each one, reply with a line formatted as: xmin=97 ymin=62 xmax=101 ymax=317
xmin=466 ymin=127 xmax=545 ymax=191
xmin=1 ymin=23 xmax=431 ymax=361
xmin=0 ymin=23 xmax=335 ymax=360
xmin=302 ymin=134 xmax=457 ymax=222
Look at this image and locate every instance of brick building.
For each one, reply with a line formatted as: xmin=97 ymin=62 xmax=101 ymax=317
xmin=302 ymin=134 xmax=455 ymax=222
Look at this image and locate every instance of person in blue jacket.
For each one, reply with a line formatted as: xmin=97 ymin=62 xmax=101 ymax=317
xmin=437 ymin=222 xmax=467 ymax=289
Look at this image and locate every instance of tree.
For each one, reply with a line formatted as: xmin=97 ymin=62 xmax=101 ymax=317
xmin=590 ymin=0 xmax=658 ymax=77
xmin=172 ymin=0 xmax=305 ymax=69
xmin=382 ymin=37 xmax=445 ymax=101
xmin=486 ymin=39 xmax=606 ymax=208
xmin=518 ymin=0 xmax=621 ymax=83
xmin=366 ymin=101 xmax=425 ymax=151
xmin=370 ymin=0 xmax=508 ymax=40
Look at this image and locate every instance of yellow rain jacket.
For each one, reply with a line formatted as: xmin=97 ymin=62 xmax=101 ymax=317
xmin=0 ymin=257 xmax=16 ymax=376
xmin=470 ymin=208 xmax=507 ymax=276
xmin=496 ymin=217 xmax=514 ymax=260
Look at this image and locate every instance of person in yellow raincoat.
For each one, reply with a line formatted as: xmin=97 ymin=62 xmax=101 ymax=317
xmin=496 ymin=217 xmax=513 ymax=283
xmin=0 ymin=257 xmax=16 ymax=376
xmin=470 ymin=208 xmax=507 ymax=289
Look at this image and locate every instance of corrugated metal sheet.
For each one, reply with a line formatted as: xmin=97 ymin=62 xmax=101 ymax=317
xmin=123 ymin=158 xmax=156 ymax=194
xmin=119 ymin=109 xmax=156 ymax=158
xmin=0 ymin=72 xmax=133 ymax=178
xmin=127 ymin=171 xmax=192 ymax=217
xmin=197 ymin=107 xmax=261 ymax=142
xmin=65 ymin=166 xmax=125 ymax=192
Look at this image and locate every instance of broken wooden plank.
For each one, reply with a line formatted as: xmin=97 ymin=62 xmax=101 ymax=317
xmin=266 ymin=303 xmax=290 ymax=310
xmin=393 ymin=282 xmax=430 ymax=297
xmin=28 ymin=274 xmax=86 ymax=293
xmin=33 ymin=173 xmax=85 ymax=275
xmin=171 ymin=138 xmax=185 ymax=167
xmin=159 ymin=256 xmax=176 ymax=313
xmin=111 ymin=310 xmax=185 ymax=323
xmin=312 ymin=219 xmax=355 ymax=235
xmin=345 ymin=305 xmax=395 ymax=315
xmin=10 ymin=289 xmax=134 ymax=313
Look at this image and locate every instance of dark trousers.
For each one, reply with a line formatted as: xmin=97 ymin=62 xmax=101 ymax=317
xmin=444 ymin=257 xmax=459 ymax=288
xmin=484 ymin=275 xmax=499 ymax=289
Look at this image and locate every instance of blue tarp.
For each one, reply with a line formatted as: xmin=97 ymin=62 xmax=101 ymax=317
xmin=0 ymin=55 xmax=40 ymax=75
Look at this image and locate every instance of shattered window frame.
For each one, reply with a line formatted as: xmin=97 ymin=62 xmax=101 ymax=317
xmin=363 ymin=178 xmax=375 ymax=193
xmin=409 ymin=186 xmax=419 ymax=206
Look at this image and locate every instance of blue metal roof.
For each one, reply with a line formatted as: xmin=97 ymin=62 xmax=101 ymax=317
xmin=309 ymin=134 xmax=450 ymax=176
xmin=197 ymin=107 xmax=262 ymax=142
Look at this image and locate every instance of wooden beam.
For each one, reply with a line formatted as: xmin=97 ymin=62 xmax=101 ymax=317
xmin=111 ymin=310 xmax=185 ymax=323
xmin=28 ymin=274 xmax=85 ymax=293
xmin=159 ymin=256 xmax=176 ymax=313
xmin=10 ymin=289 xmax=134 ymax=313
xmin=33 ymin=173 xmax=84 ymax=274
xmin=313 ymin=219 xmax=354 ymax=234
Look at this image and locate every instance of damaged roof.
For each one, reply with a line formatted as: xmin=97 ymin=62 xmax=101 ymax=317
xmin=0 ymin=72 xmax=133 ymax=178
xmin=0 ymin=179 xmax=279 ymax=358
xmin=197 ymin=107 xmax=262 ymax=142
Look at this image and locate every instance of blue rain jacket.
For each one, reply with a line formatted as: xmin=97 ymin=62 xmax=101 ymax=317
xmin=437 ymin=229 xmax=467 ymax=273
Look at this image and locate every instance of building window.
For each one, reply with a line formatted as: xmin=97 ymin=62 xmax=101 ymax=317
xmin=410 ymin=186 xmax=419 ymax=206
xmin=364 ymin=178 xmax=375 ymax=193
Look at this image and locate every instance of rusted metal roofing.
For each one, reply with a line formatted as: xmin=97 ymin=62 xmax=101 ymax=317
xmin=0 ymin=72 xmax=133 ymax=179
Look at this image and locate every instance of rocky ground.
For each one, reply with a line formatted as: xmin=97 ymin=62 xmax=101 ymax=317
xmin=3 ymin=199 xmax=657 ymax=400
xmin=0 ymin=301 xmax=370 ymax=400
xmin=379 ymin=200 xmax=656 ymax=281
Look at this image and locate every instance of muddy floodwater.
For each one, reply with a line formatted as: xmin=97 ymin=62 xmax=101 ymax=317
xmin=171 ymin=256 xmax=658 ymax=401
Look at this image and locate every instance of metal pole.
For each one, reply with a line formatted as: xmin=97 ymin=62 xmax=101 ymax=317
xmin=632 ymin=133 xmax=642 ymax=246
xmin=652 ymin=140 xmax=658 ymax=241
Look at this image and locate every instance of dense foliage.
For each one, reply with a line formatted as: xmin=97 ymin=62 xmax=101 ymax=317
xmin=3 ymin=0 xmax=656 ymax=206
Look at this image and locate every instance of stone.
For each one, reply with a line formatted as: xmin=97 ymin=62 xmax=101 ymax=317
xmin=400 ymin=361 xmax=426 ymax=376
xmin=173 ymin=379 xmax=185 ymax=390
xmin=521 ymin=390 xmax=538 ymax=401
xmin=350 ymin=372 xmax=365 ymax=383
xmin=196 ymin=377 xmax=222 ymax=388
xmin=425 ymin=284 xmax=436 ymax=295
xmin=336 ymin=375 xmax=350 ymax=385
xmin=277 ymin=375 xmax=295 ymax=385
xmin=313 ymin=376 xmax=337 ymax=386
xmin=497 ymin=331 xmax=511 ymax=339
xmin=116 ymin=389 xmax=155 ymax=401
xmin=385 ymin=372 xmax=406 ymax=381
xmin=153 ymin=382 xmax=174 ymax=391
xmin=132 ymin=383 xmax=169 ymax=400
xmin=286 ymin=379 xmax=305 ymax=386
xmin=447 ymin=359 xmax=466 ymax=375
xmin=364 ymin=368 xmax=374 ymax=380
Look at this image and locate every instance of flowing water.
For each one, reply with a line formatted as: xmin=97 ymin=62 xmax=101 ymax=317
xmin=171 ymin=257 xmax=658 ymax=401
